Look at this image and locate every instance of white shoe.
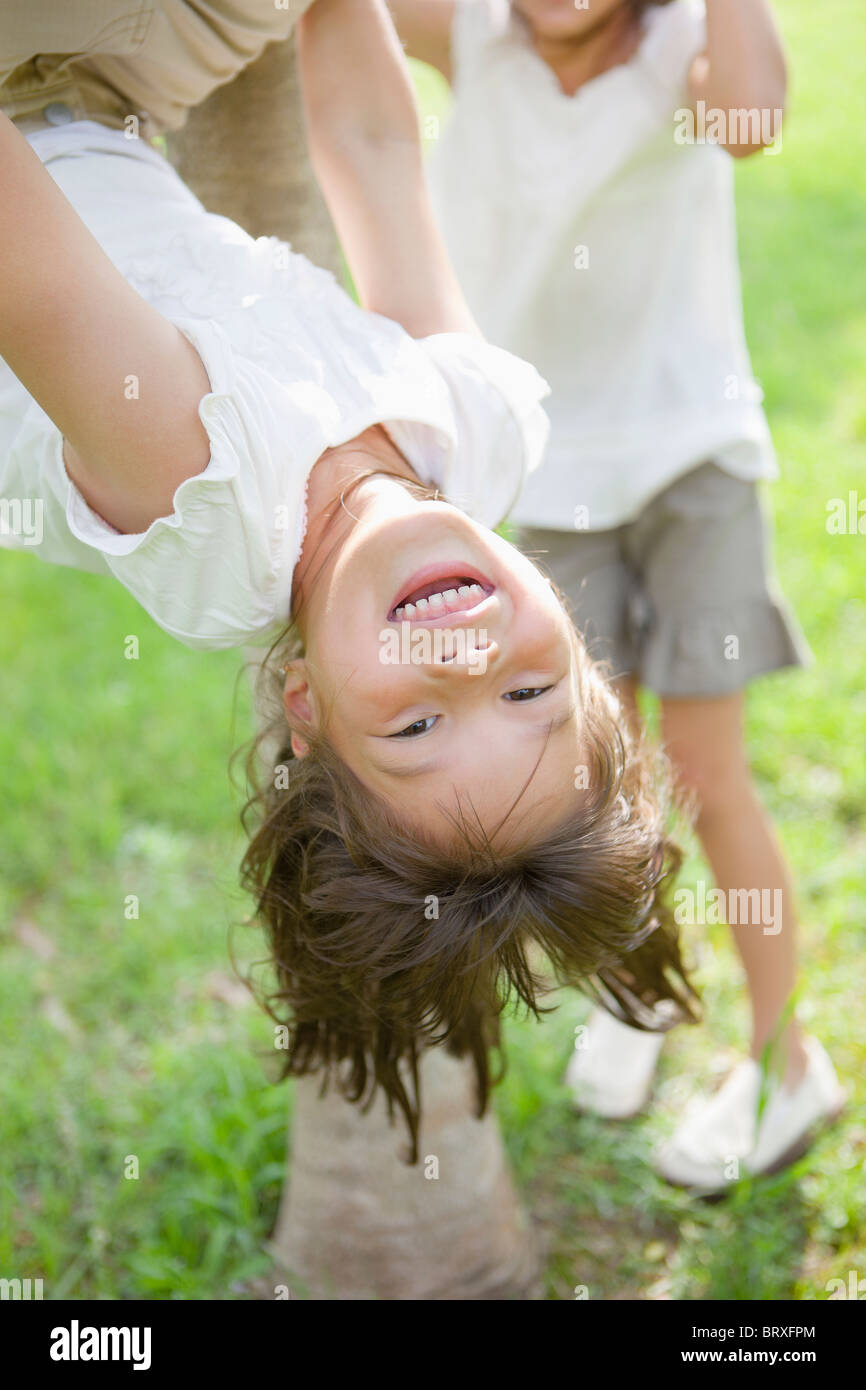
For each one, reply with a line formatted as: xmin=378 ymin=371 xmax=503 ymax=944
xmin=653 ymin=1036 xmax=846 ymax=1194
xmin=564 ymin=1008 xmax=666 ymax=1118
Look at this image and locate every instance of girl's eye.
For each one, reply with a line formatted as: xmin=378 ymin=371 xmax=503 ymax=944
xmin=390 ymin=715 xmax=438 ymax=739
xmin=504 ymin=686 xmax=553 ymax=702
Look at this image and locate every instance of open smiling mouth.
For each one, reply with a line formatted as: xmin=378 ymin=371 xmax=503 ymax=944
xmin=387 ymin=568 xmax=495 ymax=623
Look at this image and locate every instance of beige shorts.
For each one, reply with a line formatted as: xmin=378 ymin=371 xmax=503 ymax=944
xmin=0 ymin=0 xmax=312 ymax=138
xmin=516 ymin=463 xmax=812 ymax=698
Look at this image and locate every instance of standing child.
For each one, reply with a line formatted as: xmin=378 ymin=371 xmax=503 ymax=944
xmin=391 ymin=0 xmax=846 ymax=1189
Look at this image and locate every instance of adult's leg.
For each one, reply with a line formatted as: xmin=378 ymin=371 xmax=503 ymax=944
xmin=165 ymin=24 xmax=333 ymax=259
xmin=272 ymin=1049 xmax=539 ymax=1300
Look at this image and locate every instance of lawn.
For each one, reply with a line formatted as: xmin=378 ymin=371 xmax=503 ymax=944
xmin=1 ymin=0 xmax=864 ymax=1300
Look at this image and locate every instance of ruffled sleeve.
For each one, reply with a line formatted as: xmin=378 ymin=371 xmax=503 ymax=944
xmin=62 ymin=315 xmax=304 ymax=650
xmin=409 ymin=332 xmax=550 ymax=529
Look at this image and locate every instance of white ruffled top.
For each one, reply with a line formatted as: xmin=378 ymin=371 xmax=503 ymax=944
xmin=0 ymin=122 xmax=549 ymax=649
xmin=428 ymin=0 xmax=777 ymax=530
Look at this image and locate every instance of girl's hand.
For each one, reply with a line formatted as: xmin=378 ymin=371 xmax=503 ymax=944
xmin=688 ymin=0 xmax=787 ymax=157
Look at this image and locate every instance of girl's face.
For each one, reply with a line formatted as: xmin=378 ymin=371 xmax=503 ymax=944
xmin=513 ymin=0 xmax=631 ymax=43
xmin=286 ymin=473 xmax=586 ymax=850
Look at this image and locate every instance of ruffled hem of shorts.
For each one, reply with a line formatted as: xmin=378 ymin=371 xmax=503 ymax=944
xmin=637 ymin=594 xmax=813 ymax=698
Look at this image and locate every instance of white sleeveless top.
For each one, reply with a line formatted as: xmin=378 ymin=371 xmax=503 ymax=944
xmin=0 ymin=122 xmax=549 ymax=649
xmin=428 ymin=0 xmax=777 ymax=531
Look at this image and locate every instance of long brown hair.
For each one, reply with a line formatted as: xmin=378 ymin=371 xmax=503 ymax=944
xmin=238 ymin=574 xmax=699 ymax=1162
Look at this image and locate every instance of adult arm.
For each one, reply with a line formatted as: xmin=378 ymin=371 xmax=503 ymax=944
xmin=297 ymin=0 xmax=477 ymax=336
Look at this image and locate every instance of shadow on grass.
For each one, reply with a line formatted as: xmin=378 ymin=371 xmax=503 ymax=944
xmin=495 ymin=1013 xmax=816 ymax=1301
xmin=524 ymin=1112 xmax=812 ymax=1300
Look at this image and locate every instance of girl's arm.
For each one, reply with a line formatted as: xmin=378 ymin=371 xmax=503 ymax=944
xmin=297 ymin=0 xmax=476 ymax=337
xmin=0 ymin=113 xmax=211 ymax=534
xmin=688 ymin=0 xmax=787 ymax=157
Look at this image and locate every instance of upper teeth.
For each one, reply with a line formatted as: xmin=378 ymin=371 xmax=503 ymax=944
xmin=394 ymin=583 xmax=484 ymax=620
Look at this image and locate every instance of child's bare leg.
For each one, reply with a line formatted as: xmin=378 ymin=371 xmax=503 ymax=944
xmin=660 ymin=691 xmax=808 ymax=1085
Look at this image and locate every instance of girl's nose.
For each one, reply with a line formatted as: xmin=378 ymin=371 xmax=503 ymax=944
xmin=436 ymin=636 xmax=498 ymax=672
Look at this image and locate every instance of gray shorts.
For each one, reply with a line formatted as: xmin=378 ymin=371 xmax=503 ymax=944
xmin=515 ymin=463 xmax=812 ymax=698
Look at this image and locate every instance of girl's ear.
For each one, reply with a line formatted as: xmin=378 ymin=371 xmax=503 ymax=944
xmin=282 ymin=659 xmax=316 ymax=759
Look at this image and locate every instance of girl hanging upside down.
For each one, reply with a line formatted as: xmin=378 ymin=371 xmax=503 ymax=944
xmin=0 ymin=0 xmax=698 ymax=1158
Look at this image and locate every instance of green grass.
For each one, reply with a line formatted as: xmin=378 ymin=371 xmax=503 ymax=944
xmin=1 ymin=0 xmax=864 ymax=1300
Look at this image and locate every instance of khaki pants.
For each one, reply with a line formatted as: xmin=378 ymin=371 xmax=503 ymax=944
xmin=0 ymin=0 xmax=312 ymax=138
